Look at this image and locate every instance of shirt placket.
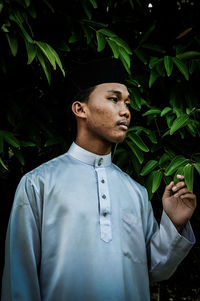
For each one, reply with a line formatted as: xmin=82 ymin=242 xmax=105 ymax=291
xmin=95 ymin=163 xmax=112 ymax=243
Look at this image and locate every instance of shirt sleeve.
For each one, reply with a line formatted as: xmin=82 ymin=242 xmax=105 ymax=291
xmin=144 ymin=189 xmax=195 ymax=282
xmin=1 ymin=175 xmax=41 ymax=301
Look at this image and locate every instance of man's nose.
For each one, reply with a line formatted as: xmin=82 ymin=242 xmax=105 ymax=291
xmin=119 ymin=104 xmax=131 ymax=119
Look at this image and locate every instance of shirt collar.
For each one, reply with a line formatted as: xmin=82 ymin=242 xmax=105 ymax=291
xmin=67 ymin=142 xmax=112 ymax=167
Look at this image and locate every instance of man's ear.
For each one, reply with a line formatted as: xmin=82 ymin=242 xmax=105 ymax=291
xmin=71 ymin=101 xmax=87 ymax=119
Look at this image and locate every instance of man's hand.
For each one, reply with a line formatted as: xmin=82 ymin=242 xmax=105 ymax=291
xmin=162 ymin=174 xmax=197 ymax=233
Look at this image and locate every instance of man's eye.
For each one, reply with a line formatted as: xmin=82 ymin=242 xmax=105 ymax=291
xmin=125 ymin=103 xmax=131 ymax=108
xmin=108 ymin=97 xmax=118 ymax=102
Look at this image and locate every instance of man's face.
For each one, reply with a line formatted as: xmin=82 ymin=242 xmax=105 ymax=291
xmin=84 ymin=83 xmax=131 ymax=144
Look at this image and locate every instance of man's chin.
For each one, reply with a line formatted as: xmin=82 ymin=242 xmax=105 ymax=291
xmin=111 ymin=135 xmax=126 ymax=144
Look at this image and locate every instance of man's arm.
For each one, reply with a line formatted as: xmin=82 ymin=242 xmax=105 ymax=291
xmin=162 ymin=174 xmax=197 ymax=233
xmin=148 ymin=209 xmax=195 ymax=281
xmin=144 ymin=175 xmax=196 ymax=282
xmin=1 ymin=176 xmax=41 ymax=301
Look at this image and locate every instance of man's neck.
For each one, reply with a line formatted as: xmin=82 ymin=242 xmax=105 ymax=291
xmin=75 ymin=137 xmax=112 ymax=155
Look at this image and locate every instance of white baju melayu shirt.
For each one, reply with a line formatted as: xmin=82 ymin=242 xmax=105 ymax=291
xmin=1 ymin=142 xmax=195 ymax=301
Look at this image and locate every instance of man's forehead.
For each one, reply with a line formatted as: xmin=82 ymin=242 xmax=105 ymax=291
xmin=94 ymin=82 xmax=129 ymax=94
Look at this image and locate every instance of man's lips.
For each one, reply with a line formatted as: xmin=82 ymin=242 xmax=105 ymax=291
xmin=116 ymin=120 xmax=129 ymax=130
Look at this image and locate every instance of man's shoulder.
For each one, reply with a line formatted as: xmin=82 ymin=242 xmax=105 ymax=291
xmin=25 ymin=152 xmax=69 ymax=180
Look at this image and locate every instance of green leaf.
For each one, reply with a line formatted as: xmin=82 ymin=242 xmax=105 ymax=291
xmin=143 ymin=109 xmax=161 ymax=116
xmin=21 ymin=141 xmax=36 ymax=147
xmin=189 ymin=59 xmax=197 ymax=74
xmin=139 ymin=24 xmax=156 ymax=45
xmin=166 ymin=115 xmax=175 ymax=128
xmin=149 ymin=69 xmax=160 ymax=88
xmin=44 ymin=137 xmax=63 ymax=147
xmin=36 ymin=51 xmax=51 ymax=84
xmin=68 ymin=33 xmax=79 ymax=43
xmin=81 ymin=0 xmax=92 ymax=19
xmin=14 ymin=149 xmax=25 ymax=165
xmin=161 ymin=107 xmax=172 ymax=117
xmin=1 ymin=23 xmax=10 ymax=33
xmin=134 ymin=48 xmax=148 ymax=64
xmin=130 ymin=153 xmax=141 ymax=175
xmin=119 ymin=53 xmax=131 ymax=74
xmin=119 ymin=47 xmax=130 ymax=68
xmin=164 ymin=56 xmax=173 ymax=76
xmin=0 ymin=157 xmax=8 ymax=170
xmin=177 ymin=51 xmax=200 ymax=60
xmin=126 ymin=140 xmax=144 ymax=164
xmin=142 ymin=43 xmax=165 ymax=54
xmin=107 ymin=39 xmax=119 ymax=58
xmin=98 ymin=28 xmax=117 ymax=37
xmin=159 ymin=153 xmax=170 ymax=167
xmin=0 ymin=3 xmax=3 ymax=13
xmin=24 ymin=0 xmax=31 ymax=7
xmin=6 ymin=33 xmax=18 ymax=56
xmin=165 ymin=155 xmax=189 ymax=176
xmin=129 ymin=0 xmax=134 ymax=9
xmin=155 ymin=59 xmax=165 ymax=77
xmin=128 ymin=126 xmax=157 ymax=144
xmin=127 ymin=133 xmax=149 ymax=152
xmin=140 ymin=160 xmax=158 ymax=176
xmin=194 ymin=162 xmax=200 ymax=175
xmin=28 ymin=5 xmax=37 ymax=18
xmin=148 ymin=131 xmax=157 ymax=144
xmin=96 ymin=31 xmax=106 ymax=52
xmin=36 ymin=42 xmax=65 ymax=76
xmin=170 ymin=114 xmax=189 ymax=135
xmin=25 ymin=40 xmax=36 ymax=64
xmin=81 ymin=19 xmax=108 ymax=28
xmin=152 ymin=170 xmax=163 ymax=193
xmin=18 ymin=23 xmax=33 ymax=43
xmin=89 ymin=0 xmax=98 ymax=8
xmin=81 ymin=24 xmax=93 ymax=45
xmin=43 ymin=0 xmax=55 ymax=13
xmin=149 ymin=57 xmax=161 ymax=69
xmin=130 ymin=89 xmax=142 ymax=109
xmin=173 ymin=57 xmax=189 ymax=80
xmin=146 ymin=173 xmax=154 ymax=200
xmin=9 ymin=11 xmax=25 ymax=23
xmin=110 ymin=37 xmax=132 ymax=55
xmin=0 ymin=130 xmax=20 ymax=148
xmin=36 ymin=41 xmax=56 ymax=69
xmin=45 ymin=43 xmax=65 ymax=76
xmin=183 ymin=164 xmax=194 ymax=192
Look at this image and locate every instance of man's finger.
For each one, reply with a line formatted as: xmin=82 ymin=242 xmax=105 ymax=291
xmin=180 ymin=193 xmax=197 ymax=200
xmin=162 ymin=181 xmax=174 ymax=199
xmin=174 ymin=187 xmax=190 ymax=197
xmin=177 ymin=174 xmax=184 ymax=180
xmin=172 ymin=181 xmax=185 ymax=192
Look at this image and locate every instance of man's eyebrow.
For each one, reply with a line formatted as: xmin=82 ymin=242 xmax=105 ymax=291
xmin=107 ymin=90 xmax=122 ymax=95
xmin=107 ymin=90 xmax=130 ymax=100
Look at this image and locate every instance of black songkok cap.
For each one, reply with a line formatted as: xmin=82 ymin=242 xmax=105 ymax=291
xmin=66 ymin=57 xmax=128 ymax=100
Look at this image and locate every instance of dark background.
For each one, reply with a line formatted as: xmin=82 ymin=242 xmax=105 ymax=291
xmin=1 ymin=0 xmax=200 ymax=299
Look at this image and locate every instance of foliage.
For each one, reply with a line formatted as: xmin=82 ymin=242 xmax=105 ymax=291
xmin=1 ymin=0 xmax=200 ymax=199
xmin=1 ymin=0 xmax=200 ymax=298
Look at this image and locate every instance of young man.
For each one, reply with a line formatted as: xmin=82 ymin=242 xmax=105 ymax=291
xmin=1 ymin=58 xmax=197 ymax=301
